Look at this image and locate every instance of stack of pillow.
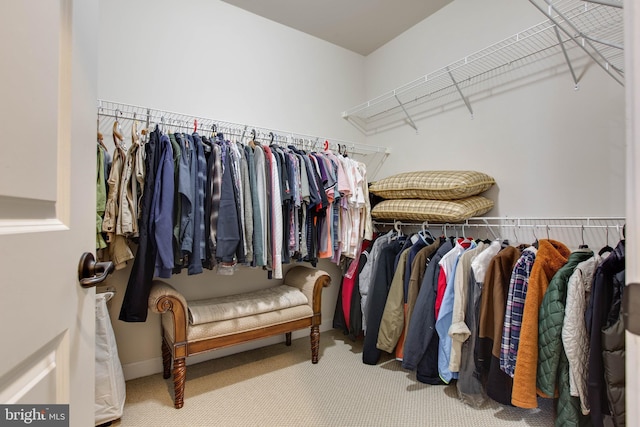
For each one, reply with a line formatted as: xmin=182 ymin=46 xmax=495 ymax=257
xmin=369 ymin=170 xmax=495 ymax=223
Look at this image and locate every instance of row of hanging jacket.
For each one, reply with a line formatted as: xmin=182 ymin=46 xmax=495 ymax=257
xmin=96 ymin=120 xmax=373 ymax=322
xmin=334 ymin=227 xmax=625 ymax=427
xmin=96 ymin=119 xmax=144 ymax=269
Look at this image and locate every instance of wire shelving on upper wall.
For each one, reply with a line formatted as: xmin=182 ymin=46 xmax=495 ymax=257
xmin=341 ymin=0 xmax=623 ymax=135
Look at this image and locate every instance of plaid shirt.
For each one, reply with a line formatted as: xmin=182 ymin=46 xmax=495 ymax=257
xmin=500 ymin=247 xmax=537 ymax=377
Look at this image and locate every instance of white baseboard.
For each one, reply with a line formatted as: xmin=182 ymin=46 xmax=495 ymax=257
xmin=122 ymin=320 xmax=335 ymax=381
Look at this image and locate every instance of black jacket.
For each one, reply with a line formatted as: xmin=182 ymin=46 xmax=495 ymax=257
xmin=586 ymin=240 xmax=625 ymax=427
xmin=363 ymin=239 xmax=405 ymax=365
xmin=119 ymin=128 xmax=162 ymax=322
xmin=602 ymin=311 xmax=625 ymax=427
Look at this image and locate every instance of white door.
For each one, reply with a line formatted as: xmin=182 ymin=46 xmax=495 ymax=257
xmin=625 ymin=0 xmax=640 ymax=423
xmin=0 ymin=0 xmax=99 ymax=426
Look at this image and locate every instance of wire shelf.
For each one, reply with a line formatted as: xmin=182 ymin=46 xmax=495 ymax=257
xmin=342 ymin=0 xmax=623 ymax=134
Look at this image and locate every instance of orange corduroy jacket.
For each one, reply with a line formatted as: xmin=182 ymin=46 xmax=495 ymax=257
xmin=511 ymin=239 xmax=570 ymax=408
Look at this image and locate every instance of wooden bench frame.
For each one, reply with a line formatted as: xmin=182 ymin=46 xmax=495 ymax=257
xmin=148 ymin=267 xmax=331 ymax=408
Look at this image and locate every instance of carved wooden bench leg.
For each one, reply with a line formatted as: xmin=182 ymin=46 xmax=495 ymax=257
xmin=310 ymin=325 xmax=320 ymax=364
xmin=285 ymin=332 xmax=292 ymax=346
xmin=173 ymin=358 xmax=186 ymax=409
xmin=161 ymin=339 xmax=171 ymax=379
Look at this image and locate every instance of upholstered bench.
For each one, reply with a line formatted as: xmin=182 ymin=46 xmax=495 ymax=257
xmin=148 ymin=266 xmax=331 ymax=408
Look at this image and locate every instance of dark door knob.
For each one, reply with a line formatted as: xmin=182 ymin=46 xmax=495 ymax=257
xmin=78 ymin=252 xmax=114 ymax=288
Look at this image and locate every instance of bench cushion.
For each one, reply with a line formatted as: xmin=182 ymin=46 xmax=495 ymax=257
xmin=160 ymin=305 xmax=314 ymax=342
xmin=185 ymin=305 xmax=314 ymax=341
xmin=187 ymin=285 xmax=309 ymax=325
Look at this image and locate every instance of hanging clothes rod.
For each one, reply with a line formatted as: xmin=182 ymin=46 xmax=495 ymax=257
xmin=373 ymin=216 xmax=625 ymax=243
xmin=373 ymin=217 xmax=626 ymax=235
xmin=373 ymin=216 xmax=625 ymax=229
xmin=97 ymin=99 xmax=390 ymax=156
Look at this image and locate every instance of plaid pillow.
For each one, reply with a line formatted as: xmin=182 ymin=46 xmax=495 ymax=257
xmin=370 ymin=197 xmax=494 ymax=223
xmin=369 ymin=170 xmax=495 ymax=200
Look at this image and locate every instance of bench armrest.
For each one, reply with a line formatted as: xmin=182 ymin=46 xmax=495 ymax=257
xmin=284 ymin=266 xmax=331 ymax=324
xmin=149 ymin=280 xmax=188 ymax=342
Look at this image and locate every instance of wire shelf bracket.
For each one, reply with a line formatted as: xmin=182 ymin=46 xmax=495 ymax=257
xmin=554 ymin=25 xmax=580 ymax=88
xmin=447 ymin=68 xmax=474 ymax=118
xmin=529 ymin=0 xmax=624 ymax=86
xmin=394 ymin=93 xmax=419 ymax=131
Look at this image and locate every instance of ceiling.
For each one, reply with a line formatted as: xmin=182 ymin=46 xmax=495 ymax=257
xmin=220 ymin=0 xmax=453 ymax=56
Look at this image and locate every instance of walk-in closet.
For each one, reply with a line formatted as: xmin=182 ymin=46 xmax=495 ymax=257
xmin=1 ymin=0 xmax=638 ymax=426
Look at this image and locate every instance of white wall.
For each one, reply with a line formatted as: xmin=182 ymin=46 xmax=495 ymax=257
xmin=97 ymin=0 xmax=366 ymax=380
xmin=364 ymin=0 xmax=626 ymax=218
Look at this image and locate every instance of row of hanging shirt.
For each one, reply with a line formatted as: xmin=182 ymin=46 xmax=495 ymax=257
xmin=335 ymin=227 xmax=625 ymax=426
xmin=97 ymin=118 xmax=373 ymax=322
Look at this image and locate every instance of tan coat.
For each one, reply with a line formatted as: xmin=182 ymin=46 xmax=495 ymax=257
xmin=478 ymin=245 xmax=520 ymax=358
xmin=102 ymin=144 xmax=134 ymax=269
xmin=377 ymin=249 xmax=410 ymax=353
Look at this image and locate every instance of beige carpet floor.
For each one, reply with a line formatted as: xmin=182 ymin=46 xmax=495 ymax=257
xmin=111 ymin=329 xmax=554 ymax=426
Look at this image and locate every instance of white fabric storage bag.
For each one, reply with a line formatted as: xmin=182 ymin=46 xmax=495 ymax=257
xmin=95 ymin=291 xmax=125 ymax=425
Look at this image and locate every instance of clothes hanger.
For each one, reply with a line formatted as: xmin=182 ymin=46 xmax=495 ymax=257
xmin=141 ymin=108 xmax=150 ymax=141
xmin=514 ymin=225 xmax=529 ymax=251
xmin=483 ymin=234 xmax=492 ymax=244
xmin=482 ymin=227 xmax=492 ymax=244
xmin=393 ymin=220 xmax=404 ymax=238
xmin=249 ymin=129 xmax=257 ymax=148
xmin=239 ymin=125 xmax=248 ymax=145
xmin=598 ymin=225 xmax=614 ymax=256
xmin=217 ymin=126 xmax=225 ymax=141
xmin=438 ymin=224 xmax=449 ymax=244
xmin=199 ymin=123 xmax=212 ymax=153
xmin=97 ymin=111 xmax=108 ymax=152
xmin=578 ymin=225 xmax=589 ymax=249
xmin=531 ymin=226 xmax=539 ymax=249
xmin=240 ymin=125 xmax=247 ymax=145
xmin=97 ymin=130 xmax=107 ymax=151
xmin=112 ymin=109 xmax=125 ymax=149
xmin=420 ymin=221 xmax=435 ymax=243
xmin=500 ymin=223 xmax=510 ymax=248
xmin=131 ymin=112 xmax=140 ymax=147
xmin=446 ymin=223 xmax=456 ymax=244
xmin=475 ymin=232 xmax=482 ymax=244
